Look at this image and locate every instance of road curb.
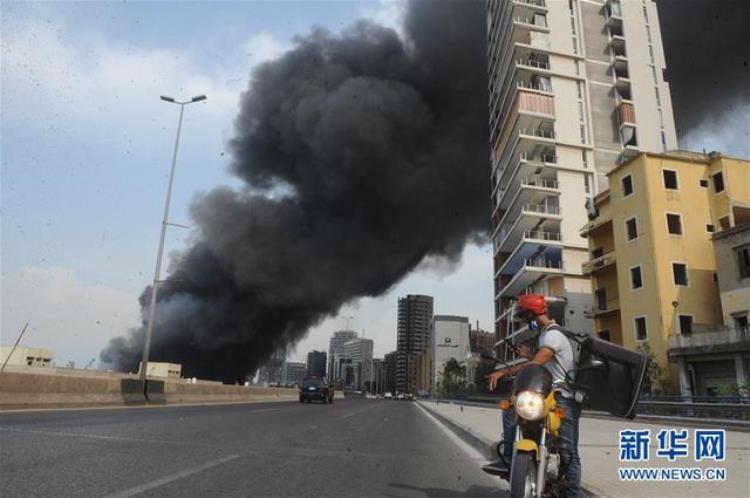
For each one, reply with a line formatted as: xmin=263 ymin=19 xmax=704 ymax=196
xmin=417 ymin=401 xmax=600 ymax=498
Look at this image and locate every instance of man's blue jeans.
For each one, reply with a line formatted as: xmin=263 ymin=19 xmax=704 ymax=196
xmin=501 ymin=394 xmax=582 ymax=498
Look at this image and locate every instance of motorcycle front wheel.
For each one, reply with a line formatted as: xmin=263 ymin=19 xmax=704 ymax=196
xmin=510 ymin=450 xmax=537 ymax=498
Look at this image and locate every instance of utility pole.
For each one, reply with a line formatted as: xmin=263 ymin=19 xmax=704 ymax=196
xmin=140 ymin=94 xmax=206 ymax=381
xmin=1 ymin=322 xmax=29 ymax=373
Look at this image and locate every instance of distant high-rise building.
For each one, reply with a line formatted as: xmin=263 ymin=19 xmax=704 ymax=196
xmin=256 ymin=348 xmax=285 ymax=385
xmin=280 ymin=361 xmax=306 ymax=386
xmin=371 ymin=358 xmax=386 ymax=394
xmin=344 ymin=337 xmax=374 ymax=390
xmin=470 ymin=328 xmax=496 ymax=354
xmin=396 ymin=294 xmax=434 ymax=393
xmin=486 ymin=0 xmax=678 ymax=350
xmin=384 ymin=351 xmax=397 ymax=394
xmin=431 ymin=315 xmax=471 ymax=392
xmin=306 ymin=350 xmax=327 ymax=378
xmin=328 ymin=330 xmax=357 ymax=386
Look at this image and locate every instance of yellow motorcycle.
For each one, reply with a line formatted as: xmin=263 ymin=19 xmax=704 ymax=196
xmin=499 ymin=364 xmax=571 ymax=498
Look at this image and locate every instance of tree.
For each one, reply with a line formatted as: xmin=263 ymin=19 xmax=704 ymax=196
xmin=637 ymin=343 xmax=667 ymax=395
xmin=437 ymin=358 xmax=468 ymax=395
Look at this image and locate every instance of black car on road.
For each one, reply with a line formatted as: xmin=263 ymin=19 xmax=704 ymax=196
xmin=299 ymin=376 xmax=334 ymax=404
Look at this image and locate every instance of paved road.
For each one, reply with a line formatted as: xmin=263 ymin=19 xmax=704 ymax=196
xmin=0 ymin=399 xmax=504 ymax=497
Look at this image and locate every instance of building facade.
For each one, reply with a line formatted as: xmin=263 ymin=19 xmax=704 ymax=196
xmin=431 ymin=316 xmax=471 ymax=393
xmin=0 ymin=346 xmax=53 ymax=368
xmin=306 ymin=350 xmax=327 ymax=378
xmin=280 ymin=361 xmax=307 ymax=386
xmin=343 ymin=337 xmax=374 ymax=390
xmin=486 ymin=0 xmax=678 ymax=350
xmin=396 ymin=294 xmax=434 ymax=393
xmin=580 ymin=151 xmax=750 ymax=395
xmin=384 ymin=351 xmax=397 ymax=394
xmin=328 ymin=330 xmax=357 ymax=387
xmin=371 ymin=358 xmax=386 ymax=394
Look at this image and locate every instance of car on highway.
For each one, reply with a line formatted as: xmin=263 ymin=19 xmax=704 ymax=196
xmin=299 ymin=376 xmax=334 ymax=404
xmin=384 ymin=392 xmax=393 ymax=399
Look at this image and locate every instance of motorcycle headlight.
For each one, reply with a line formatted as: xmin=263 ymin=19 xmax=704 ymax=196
xmin=515 ymin=391 xmax=545 ymax=421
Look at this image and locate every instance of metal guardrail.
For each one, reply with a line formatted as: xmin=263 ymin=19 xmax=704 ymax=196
xmin=430 ymin=394 xmax=750 ymax=421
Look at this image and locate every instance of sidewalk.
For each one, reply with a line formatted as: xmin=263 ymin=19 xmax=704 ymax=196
xmin=418 ymin=400 xmax=750 ymax=498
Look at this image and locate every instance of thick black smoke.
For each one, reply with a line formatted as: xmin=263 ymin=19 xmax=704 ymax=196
xmin=656 ymin=0 xmax=750 ymax=137
xmin=101 ymin=0 xmax=490 ymax=381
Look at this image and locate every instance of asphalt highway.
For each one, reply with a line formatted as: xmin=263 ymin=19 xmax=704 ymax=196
xmin=0 ymin=398 xmax=504 ymax=497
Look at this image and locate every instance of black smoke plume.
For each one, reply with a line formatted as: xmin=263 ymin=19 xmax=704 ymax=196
xmin=101 ymin=0 xmax=490 ymax=381
xmin=656 ymin=0 xmax=749 ymax=139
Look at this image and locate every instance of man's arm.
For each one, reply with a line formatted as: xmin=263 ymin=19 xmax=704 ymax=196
xmin=488 ymin=347 xmax=555 ymax=390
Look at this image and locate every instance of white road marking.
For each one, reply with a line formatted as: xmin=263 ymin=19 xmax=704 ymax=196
xmin=103 ymin=454 xmax=240 ymax=498
xmin=414 ymin=402 xmax=487 ymax=462
xmin=0 ymin=426 xmax=207 ymax=446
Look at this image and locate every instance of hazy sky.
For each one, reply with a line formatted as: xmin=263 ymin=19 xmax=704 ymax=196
xmin=1 ymin=0 xmax=494 ymax=367
xmin=2 ymin=0 xmax=745 ymax=369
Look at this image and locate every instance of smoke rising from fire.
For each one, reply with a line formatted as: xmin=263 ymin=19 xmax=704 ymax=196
xmin=101 ymin=1 xmax=490 ymax=381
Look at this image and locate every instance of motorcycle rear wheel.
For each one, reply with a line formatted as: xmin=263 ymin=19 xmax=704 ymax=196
xmin=510 ymin=451 xmax=537 ymax=498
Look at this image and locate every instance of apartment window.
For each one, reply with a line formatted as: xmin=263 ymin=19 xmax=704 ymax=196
xmin=733 ymin=314 xmax=749 ymax=333
xmin=630 ymin=265 xmax=643 ymax=290
xmin=713 ymin=171 xmax=725 ymax=193
xmin=621 ymin=174 xmax=634 ymax=197
xmin=580 ymin=125 xmax=586 ymax=144
xmin=700 ymin=179 xmax=709 ymax=188
xmin=625 ymin=217 xmax=638 ymax=241
xmin=719 ymin=215 xmax=731 ymax=231
xmin=582 ymin=150 xmax=588 ymax=168
xmin=634 ymin=316 xmax=648 ymax=341
xmin=666 ymin=213 xmax=683 ymax=235
xmin=662 ymin=170 xmax=678 ymax=190
xmin=672 ymin=262 xmax=689 ymax=286
xmin=736 ymin=244 xmax=750 ymax=279
xmin=678 ymin=315 xmax=693 ymax=335
xmin=654 ymin=86 xmax=661 ymax=105
xmin=706 ymin=224 xmax=716 ymax=233
xmin=592 ymin=247 xmax=604 ymax=259
xmin=534 ymin=13 xmax=547 ymax=28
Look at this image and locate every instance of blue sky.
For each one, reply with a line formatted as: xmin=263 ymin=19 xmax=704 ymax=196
xmin=2 ymin=0 xmax=495 ymax=367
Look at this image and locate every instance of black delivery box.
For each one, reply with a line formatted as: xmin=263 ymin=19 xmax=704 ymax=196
xmin=575 ymin=336 xmax=650 ymax=419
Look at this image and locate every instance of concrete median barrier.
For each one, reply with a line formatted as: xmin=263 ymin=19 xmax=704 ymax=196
xmin=0 ymin=367 xmax=298 ymax=410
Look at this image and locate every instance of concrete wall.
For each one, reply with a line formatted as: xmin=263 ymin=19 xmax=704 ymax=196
xmin=0 ymin=369 xmax=298 ymax=410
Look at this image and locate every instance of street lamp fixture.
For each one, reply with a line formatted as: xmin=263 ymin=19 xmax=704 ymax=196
xmin=139 ymin=94 xmax=207 ymax=381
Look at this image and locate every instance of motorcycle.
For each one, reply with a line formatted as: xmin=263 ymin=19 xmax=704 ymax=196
xmin=499 ymin=363 xmax=568 ymax=498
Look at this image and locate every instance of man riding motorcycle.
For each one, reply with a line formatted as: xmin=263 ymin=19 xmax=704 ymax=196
xmin=486 ymin=293 xmax=582 ymax=498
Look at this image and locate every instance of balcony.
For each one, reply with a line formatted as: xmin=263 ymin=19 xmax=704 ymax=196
xmin=582 ymin=250 xmax=616 ymax=275
xmin=668 ymin=326 xmax=750 ymax=357
xmin=611 ymin=55 xmax=628 ymax=75
xmin=617 ymin=101 xmax=636 ymax=128
xmin=495 ymin=203 xmax=562 ymax=252
xmin=584 ymin=298 xmax=620 ymax=318
xmin=609 ymin=34 xmax=626 ymax=53
xmin=496 ymin=230 xmax=562 ymax=270
xmin=498 ymin=174 xmax=559 ymax=208
xmin=497 ymin=256 xmax=565 ymax=298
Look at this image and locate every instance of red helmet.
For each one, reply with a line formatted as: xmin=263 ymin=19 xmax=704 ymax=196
xmin=517 ymin=293 xmax=547 ymax=316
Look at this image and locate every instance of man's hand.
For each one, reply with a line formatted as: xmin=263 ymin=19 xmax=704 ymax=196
xmin=487 ymin=369 xmax=507 ymax=391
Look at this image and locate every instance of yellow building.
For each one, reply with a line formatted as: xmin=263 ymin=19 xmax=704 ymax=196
xmin=580 ymin=151 xmax=750 ymax=396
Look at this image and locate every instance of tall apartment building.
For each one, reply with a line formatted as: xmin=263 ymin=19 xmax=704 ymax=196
xmin=486 ymin=0 xmax=677 ymax=345
xmin=328 ymin=330 xmax=357 ymax=386
xmin=396 ymin=294 xmax=434 ymax=393
xmin=344 ymin=337 xmax=374 ymax=390
xmin=280 ymin=361 xmax=307 ymax=386
xmin=384 ymin=351 xmax=397 ymax=394
xmin=306 ymin=350 xmax=327 ymax=378
xmin=580 ymin=151 xmax=750 ymax=395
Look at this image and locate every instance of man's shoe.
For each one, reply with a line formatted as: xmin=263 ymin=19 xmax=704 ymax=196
xmin=481 ymin=459 xmax=510 ymax=479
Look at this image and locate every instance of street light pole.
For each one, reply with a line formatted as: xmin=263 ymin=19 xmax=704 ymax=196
xmin=139 ymin=94 xmax=206 ymax=381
